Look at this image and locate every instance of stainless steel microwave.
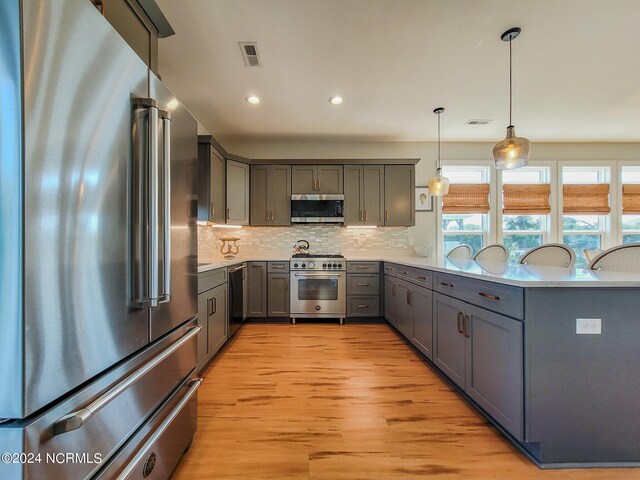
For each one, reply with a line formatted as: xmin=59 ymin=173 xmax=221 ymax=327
xmin=291 ymin=194 xmax=344 ymax=223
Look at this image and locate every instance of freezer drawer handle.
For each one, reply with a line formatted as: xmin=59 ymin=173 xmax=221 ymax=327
xmin=52 ymin=325 xmax=202 ymax=436
xmin=115 ymin=377 xmax=203 ymax=480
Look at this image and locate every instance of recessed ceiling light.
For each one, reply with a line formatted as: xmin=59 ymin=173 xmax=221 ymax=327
xmin=245 ymin=95 xmax=260 ymax=104
xmin=329 ymin=96 xmax=343 ymax=105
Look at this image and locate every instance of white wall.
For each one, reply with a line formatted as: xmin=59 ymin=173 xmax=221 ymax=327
xmin=218 ymin=139 xmax=640 ymax=253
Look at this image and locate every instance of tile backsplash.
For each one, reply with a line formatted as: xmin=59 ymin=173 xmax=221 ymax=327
xmin=198 ymin=225 xmax=411 ymax=259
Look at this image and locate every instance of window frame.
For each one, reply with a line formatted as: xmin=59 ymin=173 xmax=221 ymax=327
xmin=496 ymin=163 xmax=555 ymax=260
xmin=436 ymin=161 xmax=496 ymax=258
xmin=618 ymin=162 xmax=640 ymax=245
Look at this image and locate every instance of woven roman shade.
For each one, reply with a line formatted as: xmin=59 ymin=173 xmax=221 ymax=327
xmin=442 ymin=184 xmax=490 ymax=214
xmin=622 ymin=184 xmax=640 ymax=214
xmin=562 ymin=184 xmax=611 ymax=214
xmin=503 ymin=184 xmax=551 ymax=215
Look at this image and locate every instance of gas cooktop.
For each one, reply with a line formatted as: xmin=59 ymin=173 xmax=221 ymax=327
xmin=291 ymin=253 xmax=344 ymax=258
xmin=290 ymin=254 xmax=345 ymax=270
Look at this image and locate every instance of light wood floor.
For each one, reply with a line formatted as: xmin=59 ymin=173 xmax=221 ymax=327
xmin=172 ymin=323 xmax=639 ymax=479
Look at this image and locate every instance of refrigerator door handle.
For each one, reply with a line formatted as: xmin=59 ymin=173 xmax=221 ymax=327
xmin=131 ymin=98 xmax=159 ymax=308
xmin=52 ymin=325 xmax=203 ymax=436
xmin=159 ymin=110 xmax=171 ymax=303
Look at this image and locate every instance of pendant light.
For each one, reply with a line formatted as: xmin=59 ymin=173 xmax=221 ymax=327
xmin=493 ymin=27 xmax=530 ymax=170
xmin=428 ymin=107 xmax=450 ymax=196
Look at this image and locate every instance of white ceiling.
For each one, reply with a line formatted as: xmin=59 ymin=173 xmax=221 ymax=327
xmin=156 ymin=0 xmax=640 ymax=142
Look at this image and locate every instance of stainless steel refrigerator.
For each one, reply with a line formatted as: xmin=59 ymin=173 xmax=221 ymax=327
xmin=0 ymin=0 xmax=201 ymax=478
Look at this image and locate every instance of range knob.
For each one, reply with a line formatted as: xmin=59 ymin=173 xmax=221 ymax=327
xmin=308 ymin=262 xmax=315 ymax=268
xmin=322 ymin=263 xmax=327 ymax=268
xmin=293 ymin=263 xmax=298 ymax=268
xmin=338 ymin=263 xmax=343 ymax=268
xmin=332 ymin=263 xmax=337 ymax=268
xmin=301 ymin=263 xmax=306 ymax=268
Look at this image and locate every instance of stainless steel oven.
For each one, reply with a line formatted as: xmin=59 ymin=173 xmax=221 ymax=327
xmin=291 ymin=194 xmax=344 ymax=223
xmin=290 ymin=255 xmax=346 ymax=324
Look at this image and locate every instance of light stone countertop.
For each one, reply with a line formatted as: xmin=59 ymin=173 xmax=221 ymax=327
xmin=197 ymin=253 xmax=640 ymax=288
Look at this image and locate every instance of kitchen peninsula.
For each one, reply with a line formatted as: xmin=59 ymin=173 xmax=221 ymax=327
xmin=198 ymin=255 xmax=640 ymax=469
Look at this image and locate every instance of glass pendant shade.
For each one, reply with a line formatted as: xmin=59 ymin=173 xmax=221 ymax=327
xmin=428 ymin=168 xmax=450 ymax=196
xmin=493 ymin=125 xmax=530 ymax=170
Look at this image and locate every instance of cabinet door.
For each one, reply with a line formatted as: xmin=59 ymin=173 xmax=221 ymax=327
xmin=433 ymin=293 xmax=467 ymax=389
xmin=196 ymin=292 xmax=210 ymax=368
xmin=363 ymin=165 xmax=385 ymax=226
xmin=250 ymin=165 xmax=270 ymax=226
xmin=226 ymin=160 xmax=250 ymax=225
xmin=247 ymin=262 xmax=267 ymax=317
xmin=270 ymin=165 xmax=292 ymax=226
xmin=209 ymin=147 xmax=226 ymax=224
xmin=384 ymin=165 xmax=415 ymax=226
xmin=465 ymin=304 xmax=523 ymax=441
xmin=384 ymin=276 xmax=398 ymax=325
xmin=291 ymin=165 xmax=317 ymax=194
xmin=209 ymin=283 xmax=228 ymax=357
xmin=396 ymin=280 xmax=413 ymax=340
xmin=411 ymin=286 xmax=433 ymax=360
xmin=317 ymin=165 xmax=344 ymax=194
xmin=267 ymin=274 xmax=290 ymax=317
xmin=344 ymin=165 xmax=363 ymax=225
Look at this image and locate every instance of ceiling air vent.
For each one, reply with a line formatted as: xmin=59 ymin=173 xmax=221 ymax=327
xmin=465 ymin=119 xmax=492 ymax=125
xmin=239 ymin=42 xmax=261 ymax=67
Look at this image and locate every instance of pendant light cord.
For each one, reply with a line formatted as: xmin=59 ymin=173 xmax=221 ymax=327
xmin=509 ymin=37 xmax=513 ymax=126
xmin=437 ymin=111 xmax=441 ymax=170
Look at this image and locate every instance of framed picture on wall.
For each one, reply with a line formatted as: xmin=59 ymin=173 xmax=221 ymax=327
xmin=415 ymin=186 xmax=433 ymax=212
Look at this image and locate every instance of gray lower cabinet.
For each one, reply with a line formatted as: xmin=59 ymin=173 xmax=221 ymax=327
xmin=344 ymin=165 xmax=384 ymax=225
xmin=196 ymin=283 xmax=228 ymax=371
xmin=384 ymin=275 xmax=398 ymax=326
xmin=247 ymin=262 xmax=267 ymax=317
xmin=250 ymin=165 xmax=291 ymax=226
xmin=292 ymin=165 xmax=343 ymax=194
xmin=267 ymin=274 xmax=290 ymax=317
xmin=226 ymin=160 xmax=250 ymax=225
xmin=346 ymin=262 xmax=381 ymax=318
xmin=433 ymin=292 xmax=523 ymax=440
xmin=395 ymin=280 xmax=414 ymax=339
xmin=410 ymin=285 xmax=433 ymax=360
xmin=384 ymin=165 xmax=415 ymax=226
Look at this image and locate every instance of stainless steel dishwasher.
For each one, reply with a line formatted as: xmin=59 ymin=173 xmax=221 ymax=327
xmin=228 ymin=263 xmax=246 ymax=337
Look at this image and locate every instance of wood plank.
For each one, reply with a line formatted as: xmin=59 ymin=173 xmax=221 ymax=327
xmin=172 ymin=324 xmax=637 ymax=480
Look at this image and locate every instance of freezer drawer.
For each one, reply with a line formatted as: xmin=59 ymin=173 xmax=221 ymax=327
xmin=0 ymin=319 xmax=200 ymax=480
xmin=94 ymin=372 xmax=201 ymax=480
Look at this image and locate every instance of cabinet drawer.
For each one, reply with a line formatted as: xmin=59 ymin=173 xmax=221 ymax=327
xmin=347 ymin=296 xmax=380 ymax=317
xmin=383 ymin=263 xmax=397 ymax=277
xmin=396 ymin=265 xmax=432 ymax=288
xmin=347 ymin=261 xmax=380 ymax=273
xmin=434 ymin=272 xmax=523 ymax=320
xmin=198 ymin=267 xmax=227 ymax=293
xmin=347 ymin=274 xmax=380 ymax=295
xmin=268 ymin=261 xmax=290 ymax=273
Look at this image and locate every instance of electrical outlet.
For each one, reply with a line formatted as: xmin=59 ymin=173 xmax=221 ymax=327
xmin=576 ymin=318 xmax=602 ymax=335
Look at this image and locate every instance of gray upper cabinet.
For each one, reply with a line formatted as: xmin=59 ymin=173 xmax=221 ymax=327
xmin=345 ymin=165 xmax=385 ymax=226
xmin=226 ymin=160 xmax=250 ymax=225
xmin=250 ymin=165 xmax=291 ymax=226
xmin=384 ymin=165 xmax=415 ymax=226
xmin=197 ymin=140 xmax=226 ymax=224
xmin=292 ymin=165 xmax=343 ymax=194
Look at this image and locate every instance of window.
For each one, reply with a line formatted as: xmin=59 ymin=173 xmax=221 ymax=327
xmin=621 ymin=166 xmax=640 ymax=244
xmin=441 ymin=166 xmax=491 ymax=256
xmin=501 ymin=167 xmax=550 ymax=261
xmin=562 ymin=166 xmax=610 ymax=267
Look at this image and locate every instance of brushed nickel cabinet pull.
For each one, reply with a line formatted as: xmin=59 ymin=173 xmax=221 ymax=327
xmin=273 ymin=265 xmax=284 ymax=269
xmin=417 ymin=276 xmax=427 ymax=280
xmin=399 ymin=270 xmax=407 ymax=275
xmin=385 ymin=210 xmax=389 ymax=222
xmin=212 ymin=297 xmax=217 ymax=314
xmin=210 ymin=203 xmax=215 ymax=218
xmin=479 ymin=292 xmax=500 ymax=301
xmin=356 ymin=283 xmax=370 ymax=287
xmin=457 ymin=312 xmax=464 ymax=334
xmin=364 ymin=210 xmax=368 ymax=221
xmin=318 ymin=179 xmax=321 ymax=191
xmin=439 ymin=281 xmax=454 ymax=288
xmin=357 ymin=304 xmax=369 ymax=309
xmin=463 ymin=314 xmax=470 ymax=337
xmin=407 ymin=290 xmax=412 ymax=306
xmin=207 ymin=298 xmax=213 ymax=316
xmin=357 ymin=265 xmax=369 ymax=270
xmin=385 ymin=267 xmax=393 ymax=271
xmin=226 ymin=208 xmax=230 ymax=220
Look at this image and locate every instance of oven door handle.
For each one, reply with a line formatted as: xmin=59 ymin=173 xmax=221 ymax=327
xmin=294 ymin=273 xmax=342 ymax=277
